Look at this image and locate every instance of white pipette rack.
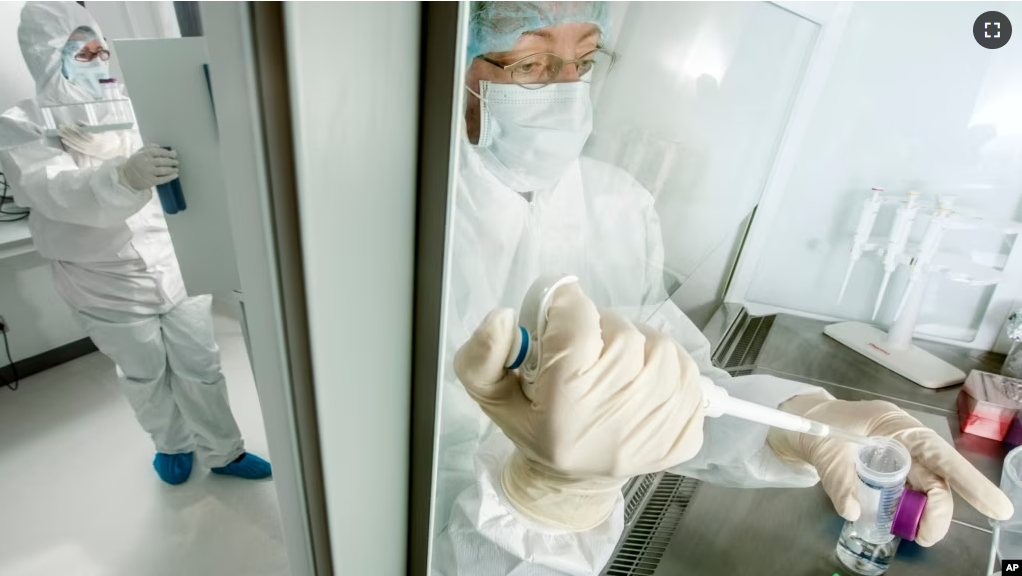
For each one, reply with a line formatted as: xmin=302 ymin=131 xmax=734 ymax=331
xmin=828 ymin=190 xmax=1022 ymax=389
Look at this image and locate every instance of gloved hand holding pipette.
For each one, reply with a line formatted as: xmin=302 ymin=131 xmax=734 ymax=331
xmin=454 ymin=281 xmax=707 ymax=530
xmin=459 ymin=275 xmax=851 ymax=530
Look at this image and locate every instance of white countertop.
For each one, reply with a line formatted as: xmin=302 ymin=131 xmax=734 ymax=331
xmin=0 ymin=219 xmax=35 ymax=259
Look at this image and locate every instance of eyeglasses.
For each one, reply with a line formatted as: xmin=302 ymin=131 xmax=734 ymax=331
xmin=477 ymin=48 xmax=616 ymax=89
xmin=74 ymin=48 xmax=111 ymax=63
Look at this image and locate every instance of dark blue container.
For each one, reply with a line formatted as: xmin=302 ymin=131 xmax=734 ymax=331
xmin=155 ymin=146 xmax=185 ymax=214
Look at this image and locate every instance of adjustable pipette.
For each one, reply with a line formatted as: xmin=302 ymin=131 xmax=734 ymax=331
xmin=892 ymin=197 xmax=954 ymax=321
xmin=697 ymin=381 xmax=868 ymax=443
xmin=838 ymin=188 xmax=885 ymax=303
xmin=873 ymin=192 xmax=921 ymax=319
xmin=506 ymin=274 xmax=869 ymax=445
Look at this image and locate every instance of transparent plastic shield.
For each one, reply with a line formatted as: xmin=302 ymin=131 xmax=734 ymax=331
xmin=40 ymin=79 xmax=136 ymax=136
xmin=40 ymin=98 xmax=136 ymax=137
xmin=585 ymin=2 xmax=818 ymax=327
xmin=430 ymin=3 xmax=819 ymax=565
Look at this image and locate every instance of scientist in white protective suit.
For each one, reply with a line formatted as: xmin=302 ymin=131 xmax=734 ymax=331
xmin=431 ymin=2 xmax=1014 ymax=575
xmin=0 ymin=1 xmax=270 ymax=485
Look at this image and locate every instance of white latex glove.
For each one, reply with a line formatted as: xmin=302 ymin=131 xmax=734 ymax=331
xmin=767 ymin=393 xmax=1014 ymax=546
xmin=118 ymin=144 xmax=179 ymax=191
xmin=453 ymin=282 xmax=706 ymax=531
xmin=58 ymin=121 xmax=128 ymax=160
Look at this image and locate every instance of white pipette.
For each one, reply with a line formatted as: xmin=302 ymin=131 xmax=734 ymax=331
xmin=873 ymin=192 xmax=921 ymax=319
xmin=505 ymin=274 xmax=869 ymax=445
xmin=892 ymin=197 xmax=954 ymax=321
xmin=838 ymin=188 xmax=885 ymax=303
xmin=694 ymin=380 xmax=867 ymax=443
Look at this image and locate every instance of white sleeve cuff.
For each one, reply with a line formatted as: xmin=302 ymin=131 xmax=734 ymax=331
xmin=435 ymin=433 xmax=624 ymax=576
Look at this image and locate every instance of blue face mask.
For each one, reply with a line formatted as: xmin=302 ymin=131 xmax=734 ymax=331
xmin=61 ymin=40 xmax=110 ymax=99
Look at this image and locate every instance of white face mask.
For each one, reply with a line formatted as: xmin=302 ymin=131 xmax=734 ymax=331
xmin=474 ymin=80 xmax=593 ymax=192
xmin=62 ymin=47 xmax=110 ymax=100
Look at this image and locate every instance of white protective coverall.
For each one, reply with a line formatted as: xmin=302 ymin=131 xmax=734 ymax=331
xmin=430 ymin=136 xmax=826 ymax=575
xmin=0 ymin=1 xmax=244 ymax=467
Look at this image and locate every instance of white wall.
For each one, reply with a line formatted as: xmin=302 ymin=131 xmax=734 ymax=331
xmin=744 ymin=2 xmax=1022 ymax=347
xmin=1 ymin=1 xmax=89 ymax=367
xmin=0 ymin=253 xmax=88 ymax=364
xmin=87 ymin=1 xmax=179 ymax=40
xmin=0 ymin=2 xmax=34 ymax=114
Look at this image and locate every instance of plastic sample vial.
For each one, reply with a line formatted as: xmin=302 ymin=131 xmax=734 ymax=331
xmin=992 ymin=446 xmax=1022 ymax=562
xmin=835 ymin=436 xmax=926 ymax=575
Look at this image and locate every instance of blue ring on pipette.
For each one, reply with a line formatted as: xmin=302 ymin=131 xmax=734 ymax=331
xmin=508 ymin=326 xmax=529 ymax=369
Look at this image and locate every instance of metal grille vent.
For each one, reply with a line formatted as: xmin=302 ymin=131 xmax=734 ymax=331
xmin=623 ymin=473 xmax=659 ymax=524
xmin=603 ymin=474 xmax=699 ymax=576
xmin=711 ymin=309 xmax=749 ymax=368
xmin=715 ymin=314 xmax=775 ymax=374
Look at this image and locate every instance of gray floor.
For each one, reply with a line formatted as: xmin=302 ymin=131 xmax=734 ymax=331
xmin=0 ymin=312 xmax=290 ymax=576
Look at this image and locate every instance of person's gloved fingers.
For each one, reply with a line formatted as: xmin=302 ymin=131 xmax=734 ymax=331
xmin=454 ymin=308 xmax=524 ymax=401
xmin=899 ymin=430 xmax=1014 ymax=521
xmin=70 ymin=120 xmax=94 ymax=139
xmin=633 ymin=323 xmax=704 ymax=415
xmin=811 ymin=441 xmax=862 ymax=521
xmin=150 ymin=165 xmax=179 ymax=178
xmin=614 ymin=323 xmax=705 ymax=467
xmin=59 ymin=138 xmax=85 ymax=151
xmin=143 ymin=145 xmax=177 ymax=159
xmin=58 ymin=132 xmax=86 ymax=148
xmin=583 ymin=309 xmax=645 ymax=382
xmin=149 ymin=156 xmax=180 ymax=168
xmin=634 ymin=324 xmax=694 ymax=384
xmin=151 ymin=173 xmax=179 ymax=186
xmin=538 ymin=282 xmax=604 ymax=385
xmin=670 ymin=337 xmax=704 ymax=387
xmin=58 ymin=123 xmax=86 ymax=139
xmin=907 ymin=464 xmax=952 ymax=547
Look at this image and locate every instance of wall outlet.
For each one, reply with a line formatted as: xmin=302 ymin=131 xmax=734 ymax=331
xmin=0 ymin=315 xmax=7 ymax=333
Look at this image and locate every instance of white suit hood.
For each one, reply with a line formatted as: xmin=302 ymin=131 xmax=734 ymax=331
xmin=19 ymin=1 xmax=109 ymax=106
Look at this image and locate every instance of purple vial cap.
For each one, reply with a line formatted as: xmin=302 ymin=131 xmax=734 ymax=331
xmin=1006 ymin=416 xmax=1022 ymax=448
xmin=891 ymin=488 xmax=927 ymax=541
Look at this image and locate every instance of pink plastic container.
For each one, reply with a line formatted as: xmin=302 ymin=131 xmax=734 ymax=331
xmin=957 ymin=370 xmax=1022 ymax=441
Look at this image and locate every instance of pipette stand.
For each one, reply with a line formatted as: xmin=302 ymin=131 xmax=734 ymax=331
xmin=825 ymin=272 xmax=966 ymax=389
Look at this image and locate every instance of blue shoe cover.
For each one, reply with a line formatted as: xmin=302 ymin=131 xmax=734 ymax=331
xmin=211 ymin=452 xmax=272 ymax=479
xmin=153 ymin=452 xmax=194 ymax=485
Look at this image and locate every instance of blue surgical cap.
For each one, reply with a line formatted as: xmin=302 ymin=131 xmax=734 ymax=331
xmin=467 ymin=2 xmax=611 ymax=61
